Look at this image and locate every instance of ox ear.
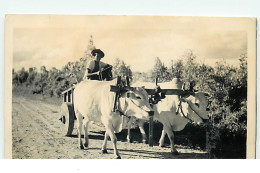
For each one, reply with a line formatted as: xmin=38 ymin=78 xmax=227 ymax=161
xmin=126 ymin=92 xmax=135 ymax=98
xmin=160 ymin=93 xmax=166 ymax=99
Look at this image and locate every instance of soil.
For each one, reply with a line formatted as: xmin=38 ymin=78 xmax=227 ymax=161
xmin=12 ymin=94 xmax=208 ymax=159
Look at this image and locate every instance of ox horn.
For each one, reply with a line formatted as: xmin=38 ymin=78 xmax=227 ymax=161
xmin=125 ymin=76 xmax=130 ymax=87
xmin=189 ymin=80 xmax=196 ymax=91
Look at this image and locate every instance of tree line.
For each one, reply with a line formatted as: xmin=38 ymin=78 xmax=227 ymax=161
xmin=12 ymin=36 xmax=247 ymax=158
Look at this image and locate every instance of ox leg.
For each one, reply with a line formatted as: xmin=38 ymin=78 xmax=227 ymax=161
xmin=164 ymin=127 xmax=179 ymax=155
xmin=101 ymin=132 xmax=109 ymax=154
xmin=159 ymin=129 xmax=166 ymax=147
xmin=76 ymin=112 xmax=84 ymax=149
xmin=138 ymin=120 xmax=147 ymax=144
xmin=107 ymin=128 xmax=121 ymax=159
xmin=126 ymin=117 xmax=133 ymax=143
xmin=83 ymin=119 xmax=90 ymax=149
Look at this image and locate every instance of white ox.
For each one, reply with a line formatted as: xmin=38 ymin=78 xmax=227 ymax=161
xmin=129 ymin=78 xmax=209 ymax=155
xmin=73 ymin=79 xmax=153 ymax=159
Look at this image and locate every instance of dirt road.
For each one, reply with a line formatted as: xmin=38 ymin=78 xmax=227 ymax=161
xmin=12 ymin=95 xmax=207 ymax=159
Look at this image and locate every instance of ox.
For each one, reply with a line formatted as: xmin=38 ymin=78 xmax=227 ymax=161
xmin=73 ymin=79 xmax=153 ymax=159
xmin=128 ymin=78 xmax=209 ymax=155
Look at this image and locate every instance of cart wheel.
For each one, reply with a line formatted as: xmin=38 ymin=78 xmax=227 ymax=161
xmin=59 ymin=102 xmax=75 ymax=136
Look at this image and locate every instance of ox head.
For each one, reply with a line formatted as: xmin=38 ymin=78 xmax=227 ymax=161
xmin=179 ymin=92 xmax=210 ymax=124
xmin=119 ymin=87 xmax=154 ymax=120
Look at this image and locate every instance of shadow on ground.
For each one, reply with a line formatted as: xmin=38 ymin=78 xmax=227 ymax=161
xmin=88 ymin=147 xmax=207 ymax=159
xmin=70 ymin=129 xmax=147 ymax=143
xmin=69 ymin=129 xmax=208 ymax=159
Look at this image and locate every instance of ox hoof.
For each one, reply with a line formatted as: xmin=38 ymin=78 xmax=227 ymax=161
xmin=84 ymin=143 xmax=89 ymax=149
xmin=79 ymin=145 xmax=84 ymax=150
xmin=127 ymin=139 xmax=132 ymax=143
xmin=142 ymin=140 xmax=148 ymax=144
xmin=101 ymin=149 xmax=108 ymax=154
xmin=114 ymin=156 xmax=121 ymax=159
xmin=172 ymin=150 xmax=179 ymax=155
xmin=159 ymin=144 xmax=166 ymax=148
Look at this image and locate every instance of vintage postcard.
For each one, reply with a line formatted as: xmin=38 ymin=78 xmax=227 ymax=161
xmin=5 ymin=15 xmax=256 ymax=159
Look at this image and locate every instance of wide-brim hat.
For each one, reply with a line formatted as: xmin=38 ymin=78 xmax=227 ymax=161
xmin=91 ymin=49 xmax=105 ymax=58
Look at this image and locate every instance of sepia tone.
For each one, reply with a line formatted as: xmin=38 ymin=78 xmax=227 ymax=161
xmin=5 ymin=15 xmax=256 ymax=159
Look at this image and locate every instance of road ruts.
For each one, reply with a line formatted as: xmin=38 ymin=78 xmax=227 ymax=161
xmin=12 ymin=95 xmax=208 ymax=159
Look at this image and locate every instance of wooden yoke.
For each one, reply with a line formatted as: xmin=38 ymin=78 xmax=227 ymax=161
xmin=146 ymin=79 xmax=196 ymax=147
xmin=148 ymin=78 xmax=158 ymax=147
xmin=111 ymin=76 xmax=135 ymax=112
xmin=176 ymin=83 xmax=185 ymax=114
xmin=112 ymin=76 xmax=122 ymax=112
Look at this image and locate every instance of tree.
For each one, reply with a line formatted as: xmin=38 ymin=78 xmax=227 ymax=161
xmin=112 ymin=58 xmax=132 ymax=81
xmin=237 ymin=54 xmax=247 ymax=87
xmin=84 ymin=35 xmax=96 ymax=60
xmin=26 ymin=67 xmax=37 ymax=85
xmin=12 ymin=69 xmax=19 ymax=86
xmin=181 ymin=50 xmax=199 ymax=82
xmin=151 ymin=57 xmax=171 ymax=82
xmin=169 ymin=59 xmax=184 ymax=79
xmin=132 ymin=72 xmax=150 ymax=83
xmin=75 ymin=35 xmax=96 ymax=82
xmin=17 ymin=67 xmax=29 ymax=84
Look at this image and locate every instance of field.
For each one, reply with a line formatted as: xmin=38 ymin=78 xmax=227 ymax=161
xmin=12 ymin=93 xmax=208 ymax=159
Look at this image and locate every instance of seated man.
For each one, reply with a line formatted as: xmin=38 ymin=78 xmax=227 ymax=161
xmin=83 ymin=49 xmax=113 ymax=81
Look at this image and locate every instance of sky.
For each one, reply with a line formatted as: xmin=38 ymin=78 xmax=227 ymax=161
xmin=13 ymin=15 xmax=249 ymax=72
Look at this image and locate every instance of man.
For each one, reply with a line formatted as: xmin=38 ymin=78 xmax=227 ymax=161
xmin=83 ymin=49 xmax=113 ymax=81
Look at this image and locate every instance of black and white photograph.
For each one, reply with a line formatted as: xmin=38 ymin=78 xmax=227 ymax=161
xmin=5 ymin=15 xmax=256 ymax=159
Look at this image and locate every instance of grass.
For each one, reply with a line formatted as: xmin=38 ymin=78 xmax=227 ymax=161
xmin=12 ymin=85 xmax=62 ymax=106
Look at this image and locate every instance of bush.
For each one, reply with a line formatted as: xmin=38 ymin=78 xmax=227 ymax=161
xmin=207 ymin=124 xmax=246 ymax=159
xmin=12 ymin=44 xmax=247 ymax=158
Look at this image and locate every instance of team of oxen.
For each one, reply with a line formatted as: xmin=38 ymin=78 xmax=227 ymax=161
xmin=73 ymin=77 xmax=210 ymax=159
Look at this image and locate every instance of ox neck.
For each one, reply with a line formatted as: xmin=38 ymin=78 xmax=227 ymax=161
xmin=177 ymin=101 xmax=205 ymax=123
xmin=178 ymin=105 xmax=193 ymax=122
xmin=116 ymin=97 xmax=130 ymax=118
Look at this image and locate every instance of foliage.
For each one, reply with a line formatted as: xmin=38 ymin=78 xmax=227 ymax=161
xmin=133 ymin=51 xmax=247 ymax=158
xmin=169 ymin=59 xmax=184 ymax=79
xmin=16 ymin=67 xmax=29 ymax=84
xmin=132 ymin=72 xmax=151 ymax=83
xmin=13 ymin=36 xmax=94 ymax=97
xmin=112 ymin=58 xmax=133 ymax=81
xmin=12 ymin=35 xmax=247 ymax=158
xmin=26 ymin=67 xmax=37 ymax=85
xmin=151 ymin=57 xmax=171 ymax=82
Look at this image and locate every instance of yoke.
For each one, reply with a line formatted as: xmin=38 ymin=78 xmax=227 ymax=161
xmin=110 ymin=76 xmax=133 ymax=113
xmin=59 ymin=77 xmax=196 ymax=145
xmin=109 ymin=77 xmax=196 ymax=147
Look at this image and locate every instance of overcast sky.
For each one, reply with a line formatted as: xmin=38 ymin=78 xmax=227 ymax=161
xmin=13 ymin=16 xmax=248 ymax=72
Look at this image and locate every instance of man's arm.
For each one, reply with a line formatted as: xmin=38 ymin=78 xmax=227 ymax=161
xmin=83 ymin=69 xmax=89 ymax=80
xmin=83 ymin=60 xmax=100 ymax=80
xmin=83 ymin=69 xmax=99 ymax=80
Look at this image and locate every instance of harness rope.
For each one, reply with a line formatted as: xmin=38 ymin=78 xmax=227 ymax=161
xmin=115 ymin=93 xmax=150 ymax=119
xmin=177 ymin=100 xmax=206 ymax=122
xmin=178 ymin=104 xmax=193 ymax=122
xmin=115 ymin=97 xmax=131 ymax=119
